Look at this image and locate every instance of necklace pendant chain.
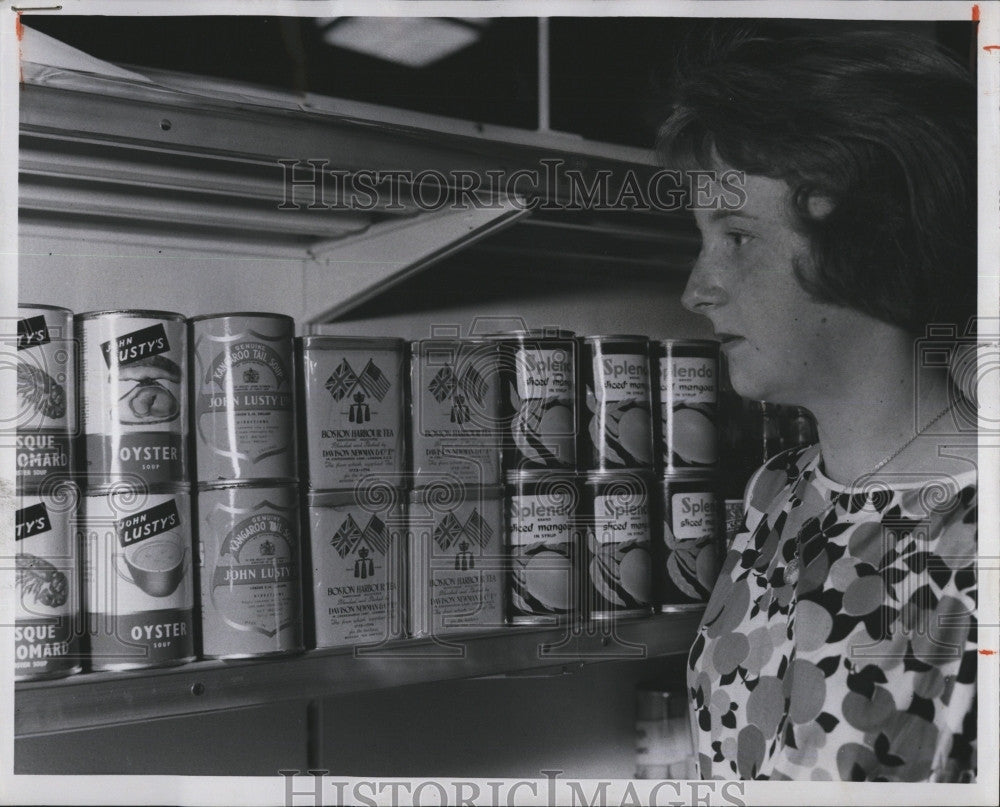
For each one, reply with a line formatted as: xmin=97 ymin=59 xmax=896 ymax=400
xmin=867 ymin=401 xmax=955 ymax=475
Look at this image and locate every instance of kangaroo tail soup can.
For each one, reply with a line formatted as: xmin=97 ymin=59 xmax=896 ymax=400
xmin=582 ymin=336 xmax=654 ymax=470
xmin=408 ymin=482 xmax=506 ymax=638
xmin=77 ymin=310 xmax=187 ymax=486
xmin=298 ymin=336 xmax=406 ymax=491
xmin=198 ymin=481 xmax=304 ymax=658
xmin=190 ymin=313 xmax=296 ymax=482
xmin=15 ymin=478 xmax=83 ymax=680
xmin=656 ymin=340 xmax=719 ymax=475
xmin=582 ymin=471 xmax=654 ymax=620
xmin=494 ymin=330 xmax=578 ymax=471
xmin=410 ymin=338 xmax=504 ymax=488
xmin=505 ymin=470 xmax=580 ymax=624
xmin=83 ymin=484 xmax=196 ymax=671
xmin=307 ymin=482 xmax=406 ymax=650
xmin=15 ymin=304 xmax=76 ymax=433
xmin=654 ymin=475 xmax=722 ymax=611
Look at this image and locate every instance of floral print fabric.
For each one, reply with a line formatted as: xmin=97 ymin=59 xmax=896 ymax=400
xmin=688 ymin=445 xmax=977 ymax=781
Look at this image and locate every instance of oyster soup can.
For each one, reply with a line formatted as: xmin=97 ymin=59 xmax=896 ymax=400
xmin=298 ymin=336 xmax=406 ymax=491
xmin=15 ymin=304 xmax=76 ymax=433
xmin=190 ymin=313 xmax=296 ymax=482
xmin=505 ymin=470 xmax=580 ymax=624
xmin=408 ymin=484 xmax=505 ymax=638
xmin=410 ymin=339 xmax=504 ymax=487
xmin=77 ymin=311 xmax=187 ymax=486
xmin=582 ymin=472 xmax=654 ymax=619
xmin=654 ymin=476 xmax=722 ymax=610
xmin=582 ymin=336 xmax=654 ymax=470
xmin=656 ymin=340 xmax=719 ymax=475
xmin=307 ymin=486 xmax=405 ymax=649
xmin=198 ymin=482 xmax=304 ymax=658
xmin=495 ymin=330 xmax=578 ymax=471
xmin=15 ymin=480 xmax=83 ymax=680
xmin=83 ymin=485 xmax=195 ymax=670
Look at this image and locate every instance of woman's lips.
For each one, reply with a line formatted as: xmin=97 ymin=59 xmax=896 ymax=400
xmin=716 ymin=333 xmax=745 ymax=349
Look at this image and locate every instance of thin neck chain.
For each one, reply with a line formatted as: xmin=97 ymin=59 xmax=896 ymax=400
xmin=866 ymin=401 xmax=955 ymax=476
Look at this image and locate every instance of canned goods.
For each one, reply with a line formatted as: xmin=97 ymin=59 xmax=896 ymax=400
xmin=410 ymin=339 xmax=504 ymax=487
xmin=653 ymin=476 xmax=722 ymax=610
xmin=298 ymin=336 xmax=406 ymax=491
xmin=82 ymin=485 xmax=195 ymax=671
xmin=16 ymin=430 xmax=73 ymax=494
xmin=582 ymin=336 xmax=654 ymax=470
xmin=77 ymin=310 xmax=187 ymax=486
xmin=582 ymin=471 xmax=654 ymax=619
xmin=198 ymin=481 xmax=304 ymax=658
xmin=495 ymin=330 xmax=578 ymax=470
xmin=15 ymin=480 xmax=83 ymax=680
xmin=15 ymin=304 xmax=76 ymax=433
xmin=190 ymin=313 xmax=296 ymax=482
xmin=656 ymin=340 xmax=719 ymax=475
xmin=307 ymin=484 xmax=405 ymax=649
xmin=505 ymin=470 xmax=580 ymax=624
xmin=408 ymin=483 xmax=505 ymax=638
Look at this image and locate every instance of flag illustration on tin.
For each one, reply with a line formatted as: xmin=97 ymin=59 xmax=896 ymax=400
xmin=331 ymin=514 xmax=390 ymax=580
xmin=433 ymin=508 xmax=492 ymax=571
xmin=326 ymin=359 xmax=392 ymax=424
xmin=428 ymin=364 xmax=487 ymax=425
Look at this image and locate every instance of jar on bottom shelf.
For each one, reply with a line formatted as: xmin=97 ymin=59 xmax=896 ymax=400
xmin=635 ymin=681 xmax=699 ymax=779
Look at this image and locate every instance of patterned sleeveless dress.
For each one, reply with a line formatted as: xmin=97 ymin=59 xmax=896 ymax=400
xmin=688 ymin=444 xmax=977 ymax=781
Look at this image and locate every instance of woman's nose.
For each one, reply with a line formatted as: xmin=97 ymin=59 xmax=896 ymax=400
xmin=681 ymin=254 xmax=728 ymax=314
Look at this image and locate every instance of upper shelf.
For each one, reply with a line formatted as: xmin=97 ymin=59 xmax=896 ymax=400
xmin=15 ymin=611 xmax=702 ymax=738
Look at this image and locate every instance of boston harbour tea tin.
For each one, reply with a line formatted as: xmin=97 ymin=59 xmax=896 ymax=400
xmin=307 ymin=483 xmax=405 ymax=649
xmin=494 ymin=330 xmax=578 ymax=471
xmin=408 ymin=483 xmax=505 ymax=638
xmin=190 ymin=313 xmax=296 ymax=482
xmin=82 ymin=484 xmax=195 ymax=671
xmin=77 ymin=310 xmax=187 ymax=486
xmin=298 ymin=336 xmax=406 ymax=491
xmin=198 ymin=481 xmax=304 ymax=658
xmin=15 ymin=479 xmax=83 ymax=680
xmin=653 ymin=475 xmax=722 ymax=611
xmin=410 ymin=338 xmax=504 ymax=487
xmin=505 ymin=470 xmax=580 ymax=624
xmin=582 ymin=336 xmax=655 ymax=470
xmin=582 ymin=471 xmax=654 ymax=620
xmin=656 ymin=340 xmax=719 ymax=475
xmin=15 ymin=304 xmax=76 ymax=433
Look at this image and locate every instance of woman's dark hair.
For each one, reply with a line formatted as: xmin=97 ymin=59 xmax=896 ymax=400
xmin=657 ymin=26 xmax=976 ymax=335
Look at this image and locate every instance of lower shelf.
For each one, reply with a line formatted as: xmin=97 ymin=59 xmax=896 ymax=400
xmin=15 ymin=610 xmax=702 ymax=738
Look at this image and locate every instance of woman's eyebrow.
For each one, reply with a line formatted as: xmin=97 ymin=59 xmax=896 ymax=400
xmin=708 ymin=209 xmax=759 ymax=222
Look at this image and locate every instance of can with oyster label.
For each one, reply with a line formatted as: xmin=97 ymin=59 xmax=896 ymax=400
xmin=298 ymin=336 xmax=406 ymax=491
xmin=582 ymin=336 xmax=654 ymax=471
xmin=190 ymin=313 xmax=296 ymax=482
xmin=655 ymin=340 xmax=719 ymax=475
xmin=505 ymin=470 xmax=580 ymax=624
xmin=581 ymin=471 xmax=654 ymax=620
xmin=198 ymin=481 xmax=304 ymax=658
xmin=307 ymin=485 xmax=405 ymax=649
xmin=15 ymin=479 xmax=83 ymax=681
xmin=408 ymin=483 xmax=505 ymax=638
xmin=410 ymin=338 xmax=504 ymax=487
xmin=494 ymin=330 xmax=578 ymax=471
xmin=16 ymin=304 xmax=76 ymax=433
xmin=82 ymin=484 xmax=195 ymax=671
xmin=77 ymin=311 xmax=187 ymax=486
xmin=653 ymin=475 xmax=721 ymax=610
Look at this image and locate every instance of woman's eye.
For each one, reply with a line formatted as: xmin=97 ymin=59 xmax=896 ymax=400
xmin=727 ymin=231 xmax=753 ymax=247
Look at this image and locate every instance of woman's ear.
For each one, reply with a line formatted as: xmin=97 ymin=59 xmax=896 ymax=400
xmin=806 ymin=192 xmax=836 ymax=220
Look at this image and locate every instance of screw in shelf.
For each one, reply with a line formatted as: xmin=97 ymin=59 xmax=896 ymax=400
xmin=190 ymin=682 xmax=205 ymax=696
xmin=160 ymin=119 xmax=172 ymax=131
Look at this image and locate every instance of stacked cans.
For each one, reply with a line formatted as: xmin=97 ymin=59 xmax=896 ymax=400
xmin=14 ymin=305 xmax=82 ymax=680
xmin=409 ymin=338 xmax=506 ymax=636
xmin=191 ymin=313 xmax=303 ymax=658
xmin=76 ymin=310 xmax=195 ymax=670
xmin=298 ymin=336 xmax=407 ymax=649
xmin=652 ymin=340 xmax=723 ymax=611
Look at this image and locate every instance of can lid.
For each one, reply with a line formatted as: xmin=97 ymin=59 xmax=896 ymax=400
xmin=659 ymin=472 xmax=718 ymax=484
xmin=196 ymin=479 xmax=297 ymax=492
xmin=298 ymin=335 xmax=406 ymax=351
xmin=187 ymin=312 xmax=295 ymax=324
xmin=504 ymin=469 xmax=581 ymax=484
xmin=307 ymin=488 xmax=407 ymax=509
xmin=485 ymin=329 xmax=576 ymax=340
xmin=583 ymin=334 xmax=649 ymax=343
xmin=409 ymin=337 xmax=500 ymax=352
xmin=84 ymin=482 xmax=191 ymax=496
xmin=18 ymin=304 xmax=74 ymax=315
xmin=655 ymin=338 xmax=720 ymax=349
xmin=583 ymin=469 xmax=656 ymax=486
xmin=410 ymin=484 xmax=503 ymax=504
xmin=76 ymin=309 xmax=186 ymax=322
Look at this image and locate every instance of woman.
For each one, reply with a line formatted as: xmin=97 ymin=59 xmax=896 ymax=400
xmin=658 ymin=28 xmax=979 ymax=781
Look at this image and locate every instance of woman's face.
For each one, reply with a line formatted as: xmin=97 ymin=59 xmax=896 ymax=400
xmin=681 ymin=173 xmax=869 ymax=405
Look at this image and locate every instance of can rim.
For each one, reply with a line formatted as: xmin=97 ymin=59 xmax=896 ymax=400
xmin=197 ymin=479 xmax=298 ymax=491
xmin=409 ymin=484 xmax=504 ymax=504
xmin=187 ymin=312 xmax=295 ymax=324
xmin=17 ymin=304 xmax=74 ymax=314
xmin=76 ymin=309 xmax=186 ymax=322
xmin=409 ymin=337 xmax=499 ymax=350
xmin=484 ymin=329 xmax=576 ymax=340
xmin=583 ymin=334 xmax=650 ymax=343
xmin=504 ymin=469 xmax=581 ymax=483
xmin=583 ymin=469 xmax=656 ymax=484
xmin=298 ymin=335 xmax=406 ymax=350
xmin=655 ymin=338 xmax=720 ymax=349
xmin=84 ymin=482 xmax=191 ymax=496
xmin=307 ymin=488 xmax=409 ymax=508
